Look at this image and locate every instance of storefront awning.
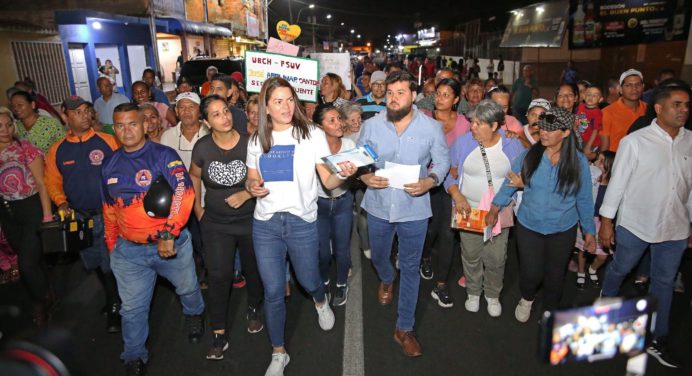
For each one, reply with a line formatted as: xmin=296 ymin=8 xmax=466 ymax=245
xmin=159 ymin=18 xmax=232 ymax=37
xmin=232 ymin=36 xmax=265 ymax=46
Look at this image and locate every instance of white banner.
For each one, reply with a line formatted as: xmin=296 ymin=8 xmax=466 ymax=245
xmin=311 ymin=52 xmax=351 ymax=90
xmin=245 ymin=51 xmax=320 ymax=102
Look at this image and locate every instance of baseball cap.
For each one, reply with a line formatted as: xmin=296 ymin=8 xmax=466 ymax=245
xmin=528 ymin=98 xmax=551 ymax=112
xmin=371 ymin=70 xmax=386 ymax=83
xmin=537 ymin=107 xmax=575 ymax=131
xmin=231 ymin=71 xmax=244 ymax=83
xmin=175 ymin=92 xmax=201 ymax=105
xmin=62 ymin=95 xmax=90 ymax=111
xmin=207 ymin=65 xmax=219 ymax=73
xmin=619 ymin=69 xmax=643 ymax=85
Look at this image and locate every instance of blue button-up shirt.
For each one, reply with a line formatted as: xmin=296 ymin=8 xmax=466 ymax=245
xmin=357 ymin=108 xmax=450 ymax=222
xmin=493 ymin=150 xmax=596 ymax=235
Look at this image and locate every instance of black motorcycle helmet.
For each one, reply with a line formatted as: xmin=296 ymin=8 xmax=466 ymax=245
xmin=143 ymin=177 xmax=173 ymax=218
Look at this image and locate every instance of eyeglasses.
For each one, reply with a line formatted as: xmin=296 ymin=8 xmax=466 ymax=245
xmin=178 ymin=129 xmax=201 ymax=152
xmin=539 ymin=113 xmax=557 ymax=123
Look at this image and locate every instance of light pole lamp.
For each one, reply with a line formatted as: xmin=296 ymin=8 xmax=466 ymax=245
xmin=295 ymin=3 xmax=315 ymax=23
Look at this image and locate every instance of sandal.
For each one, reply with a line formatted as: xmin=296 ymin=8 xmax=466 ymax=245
xmin=587 ymin=267 xmax=601 ymax=288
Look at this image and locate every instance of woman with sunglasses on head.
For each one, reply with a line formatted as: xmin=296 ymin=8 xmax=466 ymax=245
xmin=245 ymin=77 xmax=356 ymax=376
xmin=190 ymin=95 xmax=264 ymax=360
xmin=486 ymin=107 xmax=596 ymax=323
xmin=419 ymin=78 xmax=470 ymax=286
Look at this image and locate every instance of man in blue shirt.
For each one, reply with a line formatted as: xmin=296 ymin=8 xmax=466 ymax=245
xmin=357 ymin=71 xmax=450 ymax=357
xmin=94 ymin=77 xmax=130 ymax=133
xmin=143 ymin=68 xmax=170 ymax=105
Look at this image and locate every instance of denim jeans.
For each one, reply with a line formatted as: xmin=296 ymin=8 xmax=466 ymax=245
xmin=253 ymin=213 xmax=327 ymax=347
xmin=110 ymin=229 xmax=204 ymax=363
xmin=79 ymin=214 xmax=110 ymax=273
xmin=317 ymin=191 xmax=353 ymax=286
xmin=601 ymin=226 xmax=686 ymax=338
xmin=367 ymin=213 xmax=428 ymax=331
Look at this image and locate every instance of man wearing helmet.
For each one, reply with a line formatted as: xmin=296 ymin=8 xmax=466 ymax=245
xmin=101 ymin=102 xmax=204 ymax=376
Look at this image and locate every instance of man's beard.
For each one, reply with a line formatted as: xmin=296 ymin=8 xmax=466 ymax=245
xmin=386 ymin=102 xmax=412 ymax=122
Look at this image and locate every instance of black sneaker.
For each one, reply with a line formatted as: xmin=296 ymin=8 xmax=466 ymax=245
xmin=647 ymin=338 xmax=680 ymax=368
xmin=634 ymin=279 xmax=648 ymax=296
xmin=332 ymin=285 xmax=349 ymax=306
xmin=431 ymin=284 xmax=453 ymax=308
xmin=186 ymin=314 xmax=205 ymax=344
xmin=247 ymin=305 xmax=264 ymax=334
xmin=106 ymin=302 xmax=121 ymax=333
xmin=420 ymin=258 xmax=433 ymax=280
xmin=125 ymin=359 xmax=146 ymax=376
xmin=206 ymin=333 xmax=229 ymax=360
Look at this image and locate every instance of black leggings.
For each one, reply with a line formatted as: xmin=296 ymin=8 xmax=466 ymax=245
xmin=0 ymin=194 xmax=49 ymax=303
xmin=422 ymin=186 xmax=457 ymax=284
xmin=516 ymin=222 xmax=577 ymax=312
xmin=201 ymin=217 xmax=263 ymax=331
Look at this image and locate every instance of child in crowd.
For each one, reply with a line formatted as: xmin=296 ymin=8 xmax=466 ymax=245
xmin=575 ymin=84 xmax=603 ymax=161
xmin=576 ymin=151 xmax=615 ymax=289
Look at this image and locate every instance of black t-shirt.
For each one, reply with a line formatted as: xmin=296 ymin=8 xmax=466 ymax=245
xmin=191 ymin=133 xmax=255 ymax=226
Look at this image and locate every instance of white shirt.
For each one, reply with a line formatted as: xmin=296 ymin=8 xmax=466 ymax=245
xmin=160 ymin=122 xmax=210 ymax=169
xmin=246 ymin=125 xmax=331 ymax=222
xmin=599 ymin=120 xmax=692 ymax=243
xmin=460 ymin=141 xmax=511 ymax=208
xmin=318 ymin=138 xmax=355 ymax=198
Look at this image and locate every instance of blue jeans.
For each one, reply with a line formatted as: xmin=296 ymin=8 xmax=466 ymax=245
xmin=317 ymin=191 xmax=354 ymax=286
xmin=253 ymin=213 xmax=327 ymax=347
xmin=110 ymin=229 xmax=204 ymax=362
xmin=601 ymin=226 xmax=686 ymax=338
xmin=79 ymin=214 xmax=110 ymax=273
xmin=367 ymin=213 xmax=428 ymax=331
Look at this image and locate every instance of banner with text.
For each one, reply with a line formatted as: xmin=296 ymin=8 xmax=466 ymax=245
xmin=245 ymin=51 xmax=319 ymax=102
xmin=311 ymin=52 xmax=352 ymax=90
xmin=568 ymin=0 xmax=690 ymax=49
xmin=500 ymin=1 xmax=569 ymax=48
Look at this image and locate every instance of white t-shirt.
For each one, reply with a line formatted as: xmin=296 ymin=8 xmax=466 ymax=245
xmin=160 ymin=122 xmax=210 ymax=169
xmin=460 ymin=141 xmax=511 ymax=208
xmin=318 ymin=137 xmax=355 ymax=199
xmin=246 ymin=125 xmax=331 ymax=222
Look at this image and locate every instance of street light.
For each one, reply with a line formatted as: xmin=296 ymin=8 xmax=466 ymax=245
xmin=326 ymin=14 xmax=332 ymax=19
xmin=295 ymin=3 xmax=315 ymax=23
xmin=357 ymin=34 xmax=361 ymax=38
xmin=350 ymin=29 xmax=355 ymax=34
xmin=340 ymin=22 xmax=345 ymax=26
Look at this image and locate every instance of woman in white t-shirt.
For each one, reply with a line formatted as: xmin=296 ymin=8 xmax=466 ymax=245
xmin=245 ymin=77 xmax=356 ymax=376
xmin=444 ymin=100 xmax=525 ymax=318
xmin=313 ymin=105 xmax=355 ymax=307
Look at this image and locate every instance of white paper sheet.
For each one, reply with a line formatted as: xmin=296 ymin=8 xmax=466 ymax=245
xmin=375 ymin=161 xmax=420 ymax=190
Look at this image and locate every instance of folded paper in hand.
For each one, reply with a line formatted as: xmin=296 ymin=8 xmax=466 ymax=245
xmin=375 ymin=161 xmax=421 ymax=190
xmin=322 ymin=144 xmax=378 ymax=173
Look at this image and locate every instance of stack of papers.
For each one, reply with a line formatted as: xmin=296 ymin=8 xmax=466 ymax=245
xmin=375 ymin=161 xmax=421 ymax=190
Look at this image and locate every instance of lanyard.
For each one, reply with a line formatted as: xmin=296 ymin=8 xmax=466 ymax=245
xmin=478 ymin=142 xmax=494 ymax=189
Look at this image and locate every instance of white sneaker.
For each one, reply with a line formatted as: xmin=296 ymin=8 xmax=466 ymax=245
xmin=363 ymin=249 xmax=371 ymax=259
xmin=315 ymin=301 xmax=335 ymax=330
xmin=485 ymin=296 xmax=502 ymax=317
xmin=465 ymin=294 xmax=480 ymax=312
xmin=265 ymin=352 xmax=290 ymax=376
xmin=514 ymin=298 xmax=533 ymax=323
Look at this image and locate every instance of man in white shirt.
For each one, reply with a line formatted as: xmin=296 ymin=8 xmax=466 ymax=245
xmin=599 ymin=82 xmax=691 ymax=369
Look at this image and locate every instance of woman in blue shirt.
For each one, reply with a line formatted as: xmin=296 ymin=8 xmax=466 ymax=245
xmin=486 ymin=107 xmax=596 ymax=323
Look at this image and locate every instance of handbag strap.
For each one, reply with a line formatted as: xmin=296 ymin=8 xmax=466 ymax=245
xmin=478 ymin=142 xmax=494 ymax=190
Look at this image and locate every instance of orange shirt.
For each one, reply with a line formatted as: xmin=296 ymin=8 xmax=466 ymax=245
xmin=601 ymin=98 xmax=647 ymax=151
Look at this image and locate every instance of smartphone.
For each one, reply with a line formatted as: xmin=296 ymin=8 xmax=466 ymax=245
xmin=539 ymin=297 xmax=655 ymax=366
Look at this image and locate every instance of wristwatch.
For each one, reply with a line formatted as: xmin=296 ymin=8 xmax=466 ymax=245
xmin=428 ymin=173 xmax=439 ymax=186
xmin=158 ymin=230 xmax=175 ymax=240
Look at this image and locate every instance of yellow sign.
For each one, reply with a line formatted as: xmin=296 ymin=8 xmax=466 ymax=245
xmin=276 ymin=20 xmax=301 ymax=42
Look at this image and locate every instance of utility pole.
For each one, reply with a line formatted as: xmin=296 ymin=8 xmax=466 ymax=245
xmin=288 ymin=0 xmax=293 ymax=24
xmin=147 ymin=1 xmax=161 ymax=79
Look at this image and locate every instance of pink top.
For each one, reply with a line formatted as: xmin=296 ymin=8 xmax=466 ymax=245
xmin=503 ymin=115 xmax=523 ymax=134
xmin=0 ymin=139 xmax=42 ymax=201
xmin=422 ymin=110 xmax=471 ymax=147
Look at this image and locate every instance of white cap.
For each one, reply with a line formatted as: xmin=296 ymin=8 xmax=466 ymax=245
xmin=175 ymin=92 xmax=201 ymax=105
xmin=528 ymin=98 xmax=551 ymax=111
xmin=619 ymin=69 xmax=643 ymax=85
xmin=207 ymin=65 xmax=219 ymax=72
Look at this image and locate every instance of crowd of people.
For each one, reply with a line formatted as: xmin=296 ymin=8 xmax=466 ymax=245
xmin=0 ymin=52 xmax=690 ymax=376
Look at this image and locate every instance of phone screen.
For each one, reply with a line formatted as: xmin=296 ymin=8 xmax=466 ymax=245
xmin=541 ymin=298 xmax=653 ymax=365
